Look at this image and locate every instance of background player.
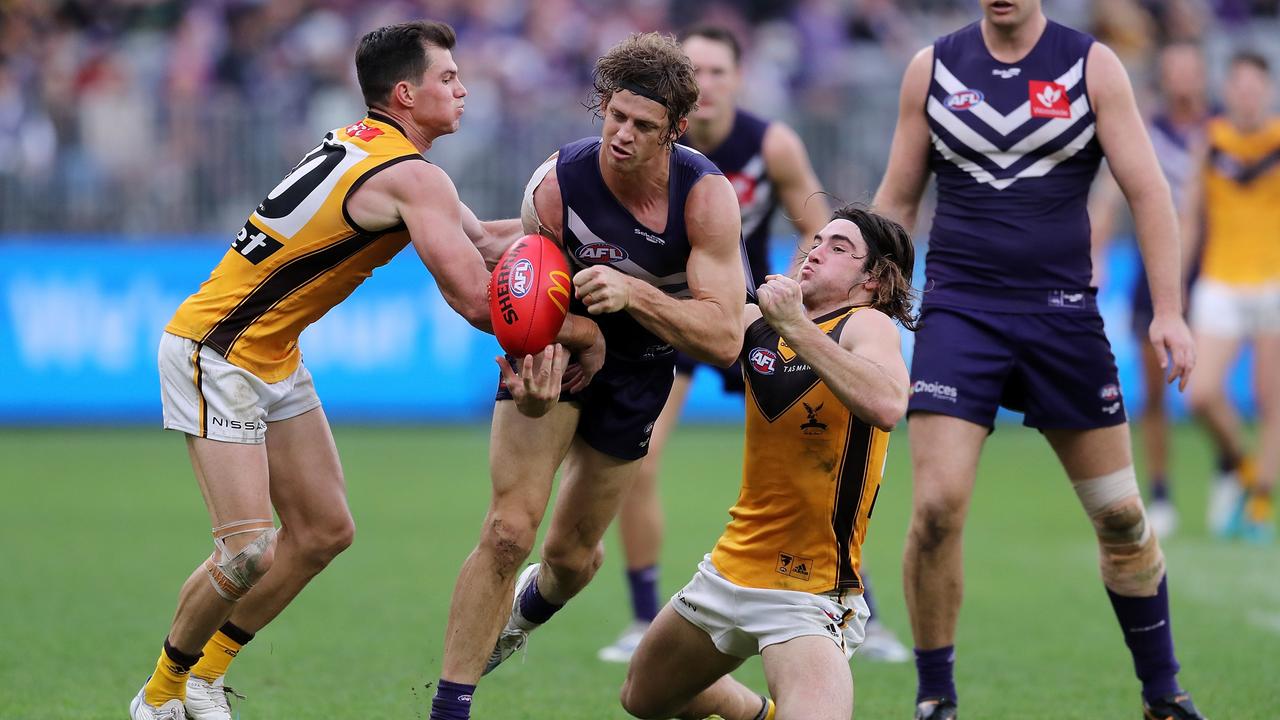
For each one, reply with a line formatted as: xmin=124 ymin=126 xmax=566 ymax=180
xmin=1185 ymin=50 xmax=1280 ymax=543
xmin=599 ymin=23 xmax=912 ymax=665
xmin=131 ymin=21 xmax=601 ymax=720
xmin=428 ymin=33 xmax=746 ymax=720
xmin=620 ymin=206 xmax=917 ymax=720
xmin=873 ymin=1 xmax=1201 ymax=718
xmin=1089 ymin=41 xmax=1210 ymax=538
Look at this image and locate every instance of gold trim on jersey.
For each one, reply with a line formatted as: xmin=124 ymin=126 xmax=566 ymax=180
xmin=166 ymin=114 xmax=423 ymax=382
xmin=1202 ymin=117 xmax=1280 ymax=286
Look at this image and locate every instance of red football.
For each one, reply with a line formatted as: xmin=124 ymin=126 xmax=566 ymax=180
xmin=489 ymin=234 xmax=571 ymax=356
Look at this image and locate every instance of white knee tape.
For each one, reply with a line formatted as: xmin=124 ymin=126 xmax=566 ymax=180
xmin=1071 ymin=466 xmax=1140 ymax=516
xmin=1072 ymin=466 xmax=1164 ymax=596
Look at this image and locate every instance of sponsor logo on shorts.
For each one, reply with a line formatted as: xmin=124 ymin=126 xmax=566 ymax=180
xmin=944 ymin=89 xmax=984 ymax=111
xmin=749 ymin=347 xmax=778 ymax=375
xmin=575 ymin=242 xmax=628 ymax=264
xmin=1099 ymin=383 xmax=1121 ymax=401
xmin=1102 ymin=401 xmax=1122 ymax=415
xmin=509 ymin=258 xmax=533 ymax=299
xmin=1048 ymin=290 xmax=1087 ymax=309
xmin=911 ymin=379 xmax=958 ymax=402
xmin=210 ymin=416 xmax=266 ymax=431
xmin=639 ymin=420 xmax=656 ymax=448
xmin=677 ymin=591 xmax=698 ymax=613
xmin=776 ymin=552 xmax=812 ymax=580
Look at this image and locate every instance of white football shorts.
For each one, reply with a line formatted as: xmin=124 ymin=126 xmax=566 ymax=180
xmin=158 ymin=332 xmax=321 ymax=444
xmin=1190 ymin=279 xmax=1280 ymax=338
xmin=670 ymin=555 xmax=870 ymax=660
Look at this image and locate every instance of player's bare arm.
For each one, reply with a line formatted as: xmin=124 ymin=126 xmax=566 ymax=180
xmin=573 ymin=173 xmax=745 ymax=367
xmin=1087 ymin=41 xmax=1195 ymax=387
xmin=756 ymin=274 xmax=908 ymax=430
xmin=460 ymin=201 xmax=523 ymax=270
xmin=349 ymin=159 xmax=491 ymax=330
xmin=872 ymin=46 xmax=934 ymax=232
xmin=526 ymin=157 xmax=605 ymax=388
xmin=764 ymin=122 xmax=829 ymax=253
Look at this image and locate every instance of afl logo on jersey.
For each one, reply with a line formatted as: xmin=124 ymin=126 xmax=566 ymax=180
xmin=944 ymin=89 xmax=984 ymax=111
xmin=576 ymin=242 xmax=628 ymax=264
xmin=749 ymin=347 xmax=778 ymax=375
xmin=509 ymin=258 xmax=533 ymax=298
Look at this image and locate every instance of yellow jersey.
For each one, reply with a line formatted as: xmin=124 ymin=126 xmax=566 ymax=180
xmin=711 ymin=306 xmax=889 ymax=594
xmin=166 ymin=112 xmax=424 ymax=382
xmin=1201 ymin=116 xmax=1280 ymax=286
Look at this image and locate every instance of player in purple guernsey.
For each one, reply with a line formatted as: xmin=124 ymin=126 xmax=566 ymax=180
xmin=429 ymin=33 xmax=756 ymax=720
xmin=874 ymin=1 xmax=1201 ymax=719
xmin=1090 ymin=42 xmax=1210 ymax=540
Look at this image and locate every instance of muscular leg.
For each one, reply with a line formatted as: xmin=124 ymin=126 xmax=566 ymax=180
xmin=1044 ymin=424 xmax=1184 ymax=702
xmin=761 ymin=636 xmax=852 ymax=720
xmin=902 ymin=413 xmax=986 ymax=650
xmin=437 ymin=401 xmax=579 ymax=685
xmin=620 ymin=605 xmax=758 ymax=720
xmin=1186 ymin=333 xmax=1245 ymax=467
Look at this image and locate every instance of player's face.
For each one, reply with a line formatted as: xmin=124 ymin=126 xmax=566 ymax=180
xmin=601 ymin=90 xmax=682 ymax=172
xmin=1158 ymin=45 xmax=1205 ymax=107
xmin=411 ymin=46 xmax=467 ymax=137
xmin=799 ymin=219 xmax=873 ymax=304
xmin=1224 ymin=63 xmax=1272 ymax=128
xmin=683 ymin=36 xmax=740 ymax=122
xmin=980 ymin=0 xmax=1039 ymax=28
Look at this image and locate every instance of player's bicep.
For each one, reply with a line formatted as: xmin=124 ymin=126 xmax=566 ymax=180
xmin=523 ymin=154 xmax=563 ymax=241
xmin=1088 ymin=44 xmax=1168 ymax=203
xmin=685 ymin=174 xmax=746 ymax=309
xmin=874 ymin=46 xmax=934 ymax=224
xmin=841 ymin=311 xmax=909 ymax=386
xmin=764 ymin=123 xmax=828 ymax=239
xmin=396 ymin=165 xmax=490 ymax=324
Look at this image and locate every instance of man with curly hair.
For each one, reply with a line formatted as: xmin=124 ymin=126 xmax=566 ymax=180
xmin=428 ymin=32 xmax=747 ymax=720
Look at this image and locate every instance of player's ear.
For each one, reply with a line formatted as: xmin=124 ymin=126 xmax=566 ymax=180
xmin=393 ymin=79 xmax=414 ymax=108
xmin=675 ymin=115 xmax=689 ymax=138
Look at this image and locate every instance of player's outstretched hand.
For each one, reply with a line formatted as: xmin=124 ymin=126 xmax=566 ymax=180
xmin=573 ymin=266 xmax=632 ymax=315
xmin=1149 ymin=312 xmax=1195 ymax=391
xmin=568 ymin=330 xmax=606 ymax=392
xmin=757 ymin=274 xmax=807 ymax=334
xmin=497 ymin=344 xmax=571 ymax=418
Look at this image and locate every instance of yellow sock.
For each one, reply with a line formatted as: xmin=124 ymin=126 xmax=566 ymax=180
xmin=1239 ymin=457 xmax=1259 ymax=490
xmin=764 ymin=697 xmax=777 ymax=720
xmin=191 ymin=629 xmax=246 ymax=682
xmin=1246 ymin=491 xmax=1274 ymax=523
xmin=143 ymin=641 xmax=198 ymax=707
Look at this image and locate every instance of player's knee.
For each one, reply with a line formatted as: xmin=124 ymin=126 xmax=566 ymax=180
xmin=541 ymin=536 xmax=600 ymax=588
xmin=1073 ymin=468 xmax=1165 ymax=595
xmin=481 ymin=513 xmax=538 ymax=575
xmin=204 ymin=524 xmax=278 ymax=601
xmin=910 ymin=499 xmax=964 ymax=553
xmin=294 ymin=515 xmax=356 ymax=570
xmin=618 ymin=677 xmax=665 ymax=719
xmin=1185 ymin=382 xmax=1218 ymax=416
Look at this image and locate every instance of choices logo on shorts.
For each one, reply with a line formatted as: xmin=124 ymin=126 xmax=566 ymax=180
xmin=911 ymin=379 xmax=959 ymax=402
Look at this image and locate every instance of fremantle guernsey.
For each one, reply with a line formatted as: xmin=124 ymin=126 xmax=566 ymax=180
xmin=925 ymin=20 xmax=1103 ymax=312
xmin=683 ymin=110 xmax=776 ymax=288
xmin=556 ymin=137 xmax=723 ymax=360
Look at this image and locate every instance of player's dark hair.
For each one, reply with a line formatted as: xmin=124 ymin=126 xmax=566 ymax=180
xmin=1230 ymin=49 xmax=1270 ymax=75
xmin=679 ymin=25 xmax=742 ymax=65
xmin=356 ymin=21 xmax=457 ymax=107
xmin=591 ymin=32 xmax=700 ymax=145
xmin=833 ymin=204 xmax=918 ymax=331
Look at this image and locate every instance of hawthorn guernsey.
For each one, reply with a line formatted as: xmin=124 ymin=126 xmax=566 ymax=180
xmin=489 ymin=234 xmax=570 ymax=356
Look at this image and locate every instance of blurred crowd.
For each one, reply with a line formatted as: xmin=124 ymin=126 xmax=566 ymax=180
xmin=0 ymin=0 xmax=1276 ymax=233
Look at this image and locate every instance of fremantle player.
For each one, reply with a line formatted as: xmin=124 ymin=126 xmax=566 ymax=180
xmin=873 ymin=1 xmax=1202 ymax=718
xmin=428 ymin=33 xmax=746 ymax=720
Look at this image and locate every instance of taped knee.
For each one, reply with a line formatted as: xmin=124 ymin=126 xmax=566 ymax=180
xmin=1072 ymin=467 xmax=1165 ymax=596
xmin=203 ymin=519 xmax=278 ymax=601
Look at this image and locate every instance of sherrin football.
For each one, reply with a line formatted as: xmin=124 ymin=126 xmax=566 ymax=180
xmin=489 ymin=234 xmax=571 ymax=356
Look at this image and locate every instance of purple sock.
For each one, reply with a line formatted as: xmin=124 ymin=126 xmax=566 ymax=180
xmin=914 ymin=645 xmax=957 ymax=703
xmin=1106 ymin=575 xmax=1182 ymax=702
xmin=518 ymin=574 xmax=563 ymax=625
xmin=1217 ymin=453 xmax=1240 ymax=475
xmin=429 ymin=679 xmax=475 ymax=720
xmin=627 ymin=565 xmax=660 ymax=623
xmin=1151 ymin=474 xmax=1169 ymax=501
xmin=861 ymin=570 xmax=879 ymax=620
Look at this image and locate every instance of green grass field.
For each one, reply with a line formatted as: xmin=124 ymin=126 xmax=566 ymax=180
xmin=3 ymin=423 xmax=1277 ymax=719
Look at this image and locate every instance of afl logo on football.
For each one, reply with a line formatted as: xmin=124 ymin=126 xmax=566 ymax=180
xmin=576 ymin=242 xmax=628 ymax=264
xmin=749 ymin=347 xmax=778 ymax=375
xmin=509 ymin=259 xmax=533 ymax=298
xmin=944 ymin=89 xmax=984 ymax=111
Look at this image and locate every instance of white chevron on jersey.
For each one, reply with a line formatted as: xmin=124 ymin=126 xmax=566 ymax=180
xmin=933 ymin=57 xmax=1086 ymax=136
xmin=927 ymin=93 xmax=1090 ymax=169
xmin=566 ymin=207 xmax=692 ymax=297
xmin=931 ymin=121 xmax=1097 ymax=191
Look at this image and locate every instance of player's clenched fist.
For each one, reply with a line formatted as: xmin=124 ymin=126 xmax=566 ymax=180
xmin=573 ymin=265 xmax=633 ymax=314
xmin=757 ymin=274 xmax=806 ymax=333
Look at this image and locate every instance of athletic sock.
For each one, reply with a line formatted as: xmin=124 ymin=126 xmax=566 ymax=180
xmin=190 ymin=621 xmax=254 ymax=682
xmin=751 ymin=694 xmax=775 ymax=720
xmin=429 ymin=679 xmax=475 ymax=720
xmin=914 ymin=645 xmax=957 ymax=703
xmin=518 ymin=574 xmax=563 ymax=625
xmin=1150 ymin=474 xmax=1169 ymax=502
xmin=1106 ymin=575 xmax=1182 ymax=702
xmin=1216 ymin=453 xmax=1240 ymax=477
xmin=1245 ymin=489 xmax=1273 ymax=523
xmin=626 ymin=565 xmax=659 ymax=623
xmin=861 ymin=570 xmax=880 ymax=619
xmin=143 ymin=638 xmax=202 ymax=706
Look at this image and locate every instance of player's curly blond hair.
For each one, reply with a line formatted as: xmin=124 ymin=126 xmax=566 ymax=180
xmin=590 ymin=32 xmax=699 ymax=145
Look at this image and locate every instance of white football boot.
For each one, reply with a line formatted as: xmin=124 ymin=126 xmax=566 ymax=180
xmin=858 ymin=619 xmax=912 ymax=663
xmin=484 ymin=563 xmax=543 ymax=675
xmin=597 ymin=620 xmax=650 ymax=663
xmin=185 ymin=675 xmax=242 ymax=720
xmin=129 ymin=686 xmax=186 ymax=720
xmin=1207 ymin=471 xmax=1245 ymax=538
xmin=1147 ymin=498 xmax=1178 ymax=540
